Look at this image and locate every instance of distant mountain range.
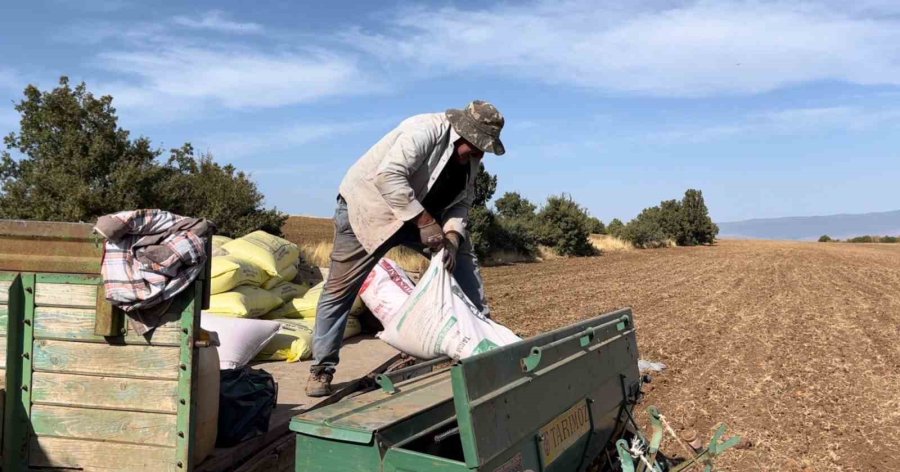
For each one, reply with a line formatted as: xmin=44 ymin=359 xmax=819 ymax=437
xmin=717 ymin=210 xmax=900 ymax=241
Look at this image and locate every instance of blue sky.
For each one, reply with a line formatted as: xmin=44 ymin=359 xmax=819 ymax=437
xmin=2 ymin=0 xmax=899 ymax=223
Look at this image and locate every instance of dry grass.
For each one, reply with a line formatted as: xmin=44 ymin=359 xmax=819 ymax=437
xmin=589 ymin=234 xmax=635 ymax=252
xmin=283 ymin=215 xmax=334 ymax=244
xmin=297 ymin=240 xmax=429 ymax=274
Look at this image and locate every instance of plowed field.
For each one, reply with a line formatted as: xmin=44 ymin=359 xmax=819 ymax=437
xmin=483 ymin=239 xmax=900 ymax=472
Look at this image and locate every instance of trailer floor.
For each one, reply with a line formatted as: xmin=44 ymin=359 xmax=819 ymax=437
xmin=197 ymin=336 xmax=399 ymax=472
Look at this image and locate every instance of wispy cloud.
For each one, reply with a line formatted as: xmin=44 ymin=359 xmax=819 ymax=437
xmin=196 ymin=119 xmax=385 ymax=161
xmin=173 ymin=10 xmax=263 ymax=35
xmin=348 ymin=0 xmax=900 ymax=97
xmin=98 ymin=45 xmax=372 ymax=109
xmin=650 ymin=105 xmax=900 ymax=143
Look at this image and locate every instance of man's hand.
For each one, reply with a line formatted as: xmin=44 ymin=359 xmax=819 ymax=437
xmin=443 ymin=232 xmax=461 ymax=272
xmin=416 ymin=211 xmax=444 ymax=251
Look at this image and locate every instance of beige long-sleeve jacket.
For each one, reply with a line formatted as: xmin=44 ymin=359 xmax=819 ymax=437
xmin=339 ymin=112 xmax=480 ymax=254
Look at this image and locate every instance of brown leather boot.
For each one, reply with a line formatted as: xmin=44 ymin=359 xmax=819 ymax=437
xmin=306 ymin=371 xmax=334 ymax=397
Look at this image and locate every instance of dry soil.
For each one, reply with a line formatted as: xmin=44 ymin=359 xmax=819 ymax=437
xmin=483 ymin=239 xmax=900 ymax=471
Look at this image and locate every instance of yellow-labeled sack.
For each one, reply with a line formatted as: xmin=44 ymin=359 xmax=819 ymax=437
xmin=261 ymin=282 xmax=365 ymax=319
xmin=268 ymin=280 xmax=310 ymax=303
xmin=261 ymin=262 xmax=299 ymax=290
xmin=255 ymin=320 xmax=314 ymax=362
xmin=207 ymin=285 xmax=283 ymax=318
xmin=296 ymin=317 xmax=362 ymax=340
xmin=223 ymin=231 xmax=299 ymax=279
xmin=210 ymin=256 xmax=267 ymax=294
xmin=211 ymin=235 xmax=232 ymax=257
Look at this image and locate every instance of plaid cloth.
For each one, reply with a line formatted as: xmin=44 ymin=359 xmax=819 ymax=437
xmin=97 ymin=209 xmax=211 ymax=325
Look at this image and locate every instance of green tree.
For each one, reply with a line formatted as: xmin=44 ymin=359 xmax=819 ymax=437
xmin=156 ymin=144 xmax=287 ymax=237
xmin=473 ymin=162 xmax=496 ymax=207
xmin=680 ymin=189 xmax=718 ymax=245
xmin=657 ymin=199 xmax=685 ymax=244
xmin=621 ymin=206 xmax=668 ymax=247
xmin=586 ymin=216 xmax=606 ymax=234
xmin=536 ymin=194 xmax=595 ymax=256
xmin=818 ymin=235 xmax=833 ymax=242
xmin=1 ymin=77 xmax=165 ymax=221
xmin=0 ymin=77 xmax=286 ymax=236
xmin=495 ymin=191 xmax=536 ymax=220
xmin=607 ymin=218 xmax=625 ymax=237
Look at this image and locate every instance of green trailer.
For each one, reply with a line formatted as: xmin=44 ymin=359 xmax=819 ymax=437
xmin=0 ymin=219 xmax=401 ymax=471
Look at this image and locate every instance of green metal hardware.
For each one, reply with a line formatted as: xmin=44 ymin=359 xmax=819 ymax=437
xmin=520 ymin=314 xmax=630 ymax=373
xmin=376 ymin=356 xmax=450 ymax=394
xmin=616 ymin=406 xmax=740 ymax=472
xmin=175 ymin=285 xmax=202 ymax=471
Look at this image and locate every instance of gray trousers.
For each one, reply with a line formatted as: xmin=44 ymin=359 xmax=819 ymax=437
xmin=311 ymin=196 xmax=489 ymax=374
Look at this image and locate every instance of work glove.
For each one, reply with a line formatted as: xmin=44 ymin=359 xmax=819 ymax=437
xmin=443 ymin=232 xmax=460 ymax=273
xmin=416 ymin=212 xmax=445 ymax=251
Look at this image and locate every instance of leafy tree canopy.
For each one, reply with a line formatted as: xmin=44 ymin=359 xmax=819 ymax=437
xmin=0 ymin=77 xmax=286 ymax=237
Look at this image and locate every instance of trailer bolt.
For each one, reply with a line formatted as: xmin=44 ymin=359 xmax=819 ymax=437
xmin=177 ymin=461 xmax=184 ymax=468
xmin=180 ymin=399 xmax=186 ymax=405
xmin=22 ymin=353 xmax=29 ymax=359
xmin=178 ymin=431 xmax=185 ymax=438
xmin=21 ymin=385 xmax=28 ymax=391
xmin=23 ymin=319 xmax=30 ymax=326
xmin=180 ymin=363 xmax=187 ymax=370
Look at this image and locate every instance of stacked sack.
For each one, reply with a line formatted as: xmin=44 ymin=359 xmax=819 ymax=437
xmin=204 ymin=231 xmax=363 ymax=364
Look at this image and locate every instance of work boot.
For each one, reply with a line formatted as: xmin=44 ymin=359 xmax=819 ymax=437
xmin=306 ymin=371 xmax=334 ymax=397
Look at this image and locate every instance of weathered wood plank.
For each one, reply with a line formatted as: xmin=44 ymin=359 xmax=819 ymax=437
xmin=32 ymin=372 xmax=179 ymax=413
xmin=35 ymin=283 xmax=97 ymax=308
xmin=33 ymin=340 xmax=181 ymax=380
xmin=31 ymin=405 xmax=176 ymax=447
xmin=0 ymin=305 xmax=7 ymax=336
xmin=0 ymin=280 xmax=10 ymax=303
xmin=34 ymin=307 xmax=181 ymax=345
xmin=30 ymin=436 xmax=178 ymax=471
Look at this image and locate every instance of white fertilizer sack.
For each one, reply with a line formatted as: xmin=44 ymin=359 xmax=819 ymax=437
xmin=377 ymin=250 xmax=521 ymax=360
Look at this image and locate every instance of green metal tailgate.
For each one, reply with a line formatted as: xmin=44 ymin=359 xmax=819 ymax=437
xmin=291 ymin=308 xmax=640 ymax=472
xmin=451 ymin=308 xmax=639 ymax=471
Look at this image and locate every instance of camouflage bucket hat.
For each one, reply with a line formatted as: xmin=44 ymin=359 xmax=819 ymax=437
xmin=446 ymin=100 xmax=506 ymax=155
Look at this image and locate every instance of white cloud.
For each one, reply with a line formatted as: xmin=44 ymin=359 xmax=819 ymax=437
xmin=196 ymin=120 xmax=382 ymax=161
xmin=173 ymin=10 xmax=263 ymax=34
xmin=348 ymin=0 xmax=900 ymax=97
xmin=92 ymin=44 xmax=378 ymax=122
xmin=650 ymin=105 xmax=900 ymax=142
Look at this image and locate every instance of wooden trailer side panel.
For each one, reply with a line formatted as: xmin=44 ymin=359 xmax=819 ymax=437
xmin=2 ymin=276 xmax=202 ymax=472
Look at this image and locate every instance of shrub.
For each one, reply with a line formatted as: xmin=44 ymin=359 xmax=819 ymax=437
xmin=818 ymin=235 xmax=833 ymax=242
xmin=587 ymin=216 xmax=606 ymax=234
xmin=495 ymin=192 xmax=536 ymax=220
xmin=607 ymin=218 xmax=625 ymax=237
xmin=621 ymin=206 xmax=669 ymax=248
xmin=847 ymin=235 xmax=875 ymax=243
xmin=156 ymin=145 xmax=287 ymax=237
xmin=882 ymin=236 xmax=899 ymax=243
xmin=619 ymin=189 xmax=718 ymax=248
xmin=536 ymin=194 xmax=595 ymax=256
